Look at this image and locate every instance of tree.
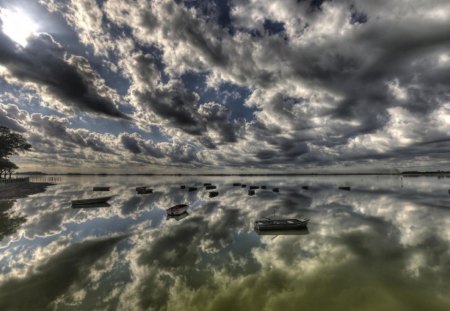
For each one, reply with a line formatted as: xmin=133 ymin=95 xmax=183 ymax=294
xmin=0 ymin=126 xmax=31 ymax=159
xmin=0 ymin=127 xmax=30 ymax=179
xmin=0 ymin=159 xmax=18 ymax=179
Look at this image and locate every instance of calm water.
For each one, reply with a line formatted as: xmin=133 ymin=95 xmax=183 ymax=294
xmin=1 ymin=176 xmax=450 ymax=310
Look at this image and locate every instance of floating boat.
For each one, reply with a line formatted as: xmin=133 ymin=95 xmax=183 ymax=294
xmin=136 ymin=186 xmax=153 ymax=194
xmin=209 ymin=191 xmax=219 ymax=198
xmin=249 ymin=186 xmax=259 ymax=190
xmin=272 ymin=188 xmax=280 ymax=192
xmin=254 ymin=218 xmax=309 ymax=231
xmin=233 ymin=183 xmax=241 ymax=186
xmin=71 ymin=196 xmax=113 ymax=207
xmin=167 ymin=204 xmax=189 ymax=216
xmin=180 ymin=185 xmax=186 ymax=189
xmin=204 ymin=183 xmax=212 ymax=186
xmin=205 ymin=185 xmax=217 ymax=190
xmin=338 ymin=186 xmax=351 ymax=191
xmin=261 ymin=186 xmax=267 ymax=189
xmin=188 ymin=187 xmax=198 ymax=192
xmin=248 ymin=190 xmax=255 ymax=196
xmin=302 ymin=186 xmax=309 ymax=190
xmin=93 ymin=186 xmax=110 ymax=191
xmin=241 ymin=184 xmax=247 ymax=188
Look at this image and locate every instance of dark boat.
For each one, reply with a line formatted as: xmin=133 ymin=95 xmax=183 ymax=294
xmin=272 ymin=188 xmax=280 ymax=192
xmin=248 ymin=190 xmax=255 ymax=196
xmin=72 ymin=196 xmax=113 ymax=207
xmin=93 ymin=186 xmax=110 ymax=191
xmin=188 ymin=187 xmax=198 ymax=192
xmin=249 ymin=186 xmax=259 ymax=190
xmin=204 ymin=183 xmax=212 ymax=186
xmin=254 ymin=218 xmax=309 ymax=231
xmin=136 ymin=186 xmax=153 ymax=194
xmin=205 ymin=185 xmax=216 ymax=190
xmin=241 ymin=184 xmax=247 ymax=188
xmin=233 ymin=183 xmax=241 ymax=186
xmin=302 ymin=186 xmax=309 ymax=190
xmin=209 ymin=191 xmax=219 ymax=198
xmin=180 ymin=185 xmax=186 ymax=189
xmin=261 ymin=186 xmax=267 ymax=189
xmin=338 ymin=186 xmax=351 ymax=191
xmin=166 ymin=204 xmax=189 ymax=216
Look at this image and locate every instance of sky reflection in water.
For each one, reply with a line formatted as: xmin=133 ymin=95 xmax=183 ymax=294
xmin=0 ymin=176 xmax=450 ymax=310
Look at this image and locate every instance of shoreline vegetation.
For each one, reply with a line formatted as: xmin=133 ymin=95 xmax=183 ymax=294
xmin=0 ymin=182 xmax=54 ymax=200
xmin=15 ymin=171 xmax=450 ymax=176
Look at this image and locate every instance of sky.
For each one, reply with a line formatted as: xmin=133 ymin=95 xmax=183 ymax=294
xmin=0 ymin=0 xmax=449 ymax=174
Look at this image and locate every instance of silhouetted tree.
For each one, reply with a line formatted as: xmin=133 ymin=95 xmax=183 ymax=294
xmin=0 ymin=126 xmax=31 ymax=158
xmin=0 ymin=127 xmax=30 ymax=179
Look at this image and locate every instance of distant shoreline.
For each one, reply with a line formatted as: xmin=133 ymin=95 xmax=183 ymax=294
xmin=15 ymin=172 xmax=450 ymax=177
xmin=0 ymin=182 xmax=54 ymax=200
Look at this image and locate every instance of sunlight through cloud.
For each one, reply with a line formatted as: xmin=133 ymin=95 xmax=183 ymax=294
xmin=0 ymin=8 xmax=38 ymax=46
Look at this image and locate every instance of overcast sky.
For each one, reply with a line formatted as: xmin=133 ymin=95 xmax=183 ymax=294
xmin=1 ymin=0 xmax=449 ymax=173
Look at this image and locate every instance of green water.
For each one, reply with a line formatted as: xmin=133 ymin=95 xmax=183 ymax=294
xmin=0 ymin=175 xmax=449 ymax=310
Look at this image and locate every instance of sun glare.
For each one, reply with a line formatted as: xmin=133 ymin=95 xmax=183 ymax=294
xmin=0 ymin=8 xmax=38 ymax=46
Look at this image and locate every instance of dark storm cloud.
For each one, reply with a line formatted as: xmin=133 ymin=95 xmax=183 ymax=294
xmin=0 ymin=24 xmax=128 ymax=119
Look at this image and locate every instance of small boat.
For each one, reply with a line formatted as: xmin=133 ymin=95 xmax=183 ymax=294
xmin=241 ymin=184 xmax=247 ymax=188
xmin=72 ymin=196 xmax=113 ymax=207
xmin=188 ymin=187 xmax=198 ymax=192
xmin=93 ymin=186 xmax=110 ymax=191
xmin=136 ymin=186 xmax=153 ymax=194
xmin=272 ymin=188 xmax=279 ymax=193
xmin=167 ymin=204 xmax=189 ymax=216
xmin=338 ymin=186 xmax=351 ymax=191
xmin=254 ymin=218 xmax=309 ymax=231
xmin=261 ymin=186 xmax=267 ymax=190
xmin=205 ymin=185 xmax=216 ymax=190
xmin=209 ymin=191 xmax=219 ymax=198
xmin=249 ymin=186 xmax=259 ymax=190
xmin=204 ymin=183 xmax=212 ymax=186
xmin=180 ymin=185 xmax=186 ymax=189
xmin=248 ymin=190 xmax=255 ymax=196
xmin=233 ymin=183 xmax=241 ymax=186
xmin=302 ymin=186 xmax=309 ymax=190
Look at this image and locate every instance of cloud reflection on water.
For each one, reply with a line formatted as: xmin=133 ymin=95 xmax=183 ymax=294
xmin=0 ymin=176 xmax=449 ymax=310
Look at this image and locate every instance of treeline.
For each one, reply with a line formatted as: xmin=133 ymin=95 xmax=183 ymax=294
xmin=0 ymin=126 xmax=31 ymax=179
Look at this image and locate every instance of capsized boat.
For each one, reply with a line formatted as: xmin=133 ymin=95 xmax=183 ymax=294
xmin=166 ymin=204 xmax=189 ymax=216
xmin=254 ymin=218 xmax=309 ymax=231
xmin=71 ymin=196 xmax=113 ymax=207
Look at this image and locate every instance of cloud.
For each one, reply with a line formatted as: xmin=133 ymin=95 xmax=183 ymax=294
xmin=0 ymin=24 xmax=128 ymax=119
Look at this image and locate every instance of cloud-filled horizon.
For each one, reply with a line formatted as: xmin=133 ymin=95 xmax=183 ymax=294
xmin=1 ymin=0 xmax=450 ymax=173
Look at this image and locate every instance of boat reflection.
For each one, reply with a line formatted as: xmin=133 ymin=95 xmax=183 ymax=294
xmin=71 ymin=202 xmax=111 ymax=209
xmin=166 ymin=211 xmax=189 ymax=221
xmin=255 ymin=228 xmax=310 ymax=236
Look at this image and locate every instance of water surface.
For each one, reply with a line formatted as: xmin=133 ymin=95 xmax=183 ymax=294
xmin=1 ymin=175 xmax=450 ymax=310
